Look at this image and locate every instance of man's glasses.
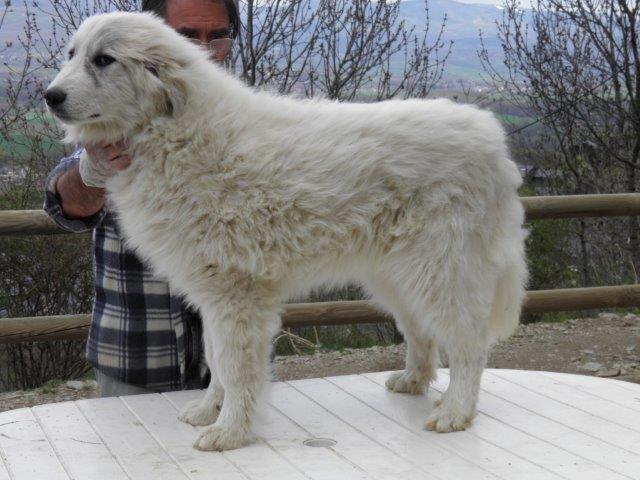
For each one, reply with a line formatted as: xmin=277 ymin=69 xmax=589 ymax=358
xmin=185 ymin=34 xmax=233 ymax=57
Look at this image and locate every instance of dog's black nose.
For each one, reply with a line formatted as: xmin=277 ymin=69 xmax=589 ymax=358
xmin=44 ymin=88 xmax=67 ymax=108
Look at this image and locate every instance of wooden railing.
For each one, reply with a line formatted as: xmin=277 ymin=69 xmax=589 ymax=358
xmin=1 ymin=193 xmax=640 ymax=343
xmin=3 ymin=193 xmax=640 ymax=236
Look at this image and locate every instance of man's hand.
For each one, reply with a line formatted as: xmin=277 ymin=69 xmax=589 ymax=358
xmin=56 ymin=141 xmax=131 ymax=219
xmin=80 ymin=140 xmax=132 ymax=188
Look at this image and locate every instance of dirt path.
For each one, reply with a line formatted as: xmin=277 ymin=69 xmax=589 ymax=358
xmin=2 ymin=312 xmax=639 ymax=412
xmin=276 ymin=312 xmax=640 ymax=382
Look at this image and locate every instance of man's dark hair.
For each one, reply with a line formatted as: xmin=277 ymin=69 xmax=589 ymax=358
xmin=142 ymin=0 xmax=240 ymax=38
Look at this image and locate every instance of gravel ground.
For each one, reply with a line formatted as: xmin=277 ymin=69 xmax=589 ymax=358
xmin=1 ymin=312 xmax=639 ymax=412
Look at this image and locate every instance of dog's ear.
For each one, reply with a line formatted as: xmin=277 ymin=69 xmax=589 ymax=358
xmin=144 ymin=56 xmax=188 ymax=117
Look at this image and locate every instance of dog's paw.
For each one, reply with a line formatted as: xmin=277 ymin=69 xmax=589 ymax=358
xmin=193 ymin=424 xmax=247 ymax=451
xmin=385 ymin=370 xmax=427 ymax=395
xmin=425 ymin=400 xmax=475 ymax=433
xmin=178 ymin=399 xmax=221 ymax=427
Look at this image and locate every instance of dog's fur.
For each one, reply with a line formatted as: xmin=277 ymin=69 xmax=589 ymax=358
xmin=47 ymin=12 xmax=528 ymax=451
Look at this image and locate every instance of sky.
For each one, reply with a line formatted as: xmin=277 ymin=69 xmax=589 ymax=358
xmin=456 ymin=0 xmax=510 ymax=5
xmin=455 ymin=0 xmax=503 ymax=3
xmin=445 ymin=0 xmax=532 ymax=6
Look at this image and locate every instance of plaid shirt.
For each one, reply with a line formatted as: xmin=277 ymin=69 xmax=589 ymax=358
xmin=43 ymin=149 xmax=207 ymax=391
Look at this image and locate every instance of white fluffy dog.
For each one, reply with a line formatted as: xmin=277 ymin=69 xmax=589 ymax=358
xmin=46 ymin=12 xmax=528 ymax=451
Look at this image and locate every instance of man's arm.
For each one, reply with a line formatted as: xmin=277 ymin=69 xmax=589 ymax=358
xmin=43 ymin=142 xmax=131 ymax=232
xmin=43 ymin=149 xmax=107 ymax=233
xmin=56 ymin=141 xmax=131 ymax=218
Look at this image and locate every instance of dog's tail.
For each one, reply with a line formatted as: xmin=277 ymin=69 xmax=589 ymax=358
xmin=487 ymin=204 xmax=528 ymax=343
xmin=488 ymin=256 xmax=527 ymax=342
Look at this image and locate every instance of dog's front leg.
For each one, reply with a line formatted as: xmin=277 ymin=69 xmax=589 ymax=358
xmin=193 ymin=294 xmax=281 ymax=451
xmin=178 ymin=350 xmax=224 ymax=426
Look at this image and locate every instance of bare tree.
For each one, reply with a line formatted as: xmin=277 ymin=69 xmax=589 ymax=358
xmin=231 ymin=0 xmax=450 ymax=100
xmin=0 ymin=1 xmax=10 ymax=49
xmin=481 ymin=0 xmax=640 ymax=286
xmin=230 ymin=0 xmax=318 ymax=94
xmin=306 ymin=0 xmax=450 ymax=100
xmin=0 ymin=0 xmax=137 ymax=391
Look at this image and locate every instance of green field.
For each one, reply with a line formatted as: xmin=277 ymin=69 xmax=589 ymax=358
xmin=0 ymin=110 xmax=64 ymax=160
xmin=495 ymin=113 xmax=536 ymax=126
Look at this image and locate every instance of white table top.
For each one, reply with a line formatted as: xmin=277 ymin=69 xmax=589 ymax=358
xmin=0 ymin=369 xmax=639 ymax=479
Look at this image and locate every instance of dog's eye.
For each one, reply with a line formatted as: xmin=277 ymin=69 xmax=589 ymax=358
xmin=94 ymin=54 xmax=115 ymax=68
xmin=68 ymin=49 xmax=74 ymax=60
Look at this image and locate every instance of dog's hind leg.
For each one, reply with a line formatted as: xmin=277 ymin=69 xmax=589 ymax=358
xmin=421 ymin=279 xmax=494 ymax=433
xmin=192 ymin=285 xmax=281 ymax=451
xmin=386 ymin=330 xmax=437 ymax=395
xmin=384 ymin=234 xmax=496 ymax=433
xmin=178 ymin=324 xmax=225 ymax=427
xmin=425 ymin=329 xmax=488 ymax=433
xmin=366 ymin=277 xmax=437 ymax=395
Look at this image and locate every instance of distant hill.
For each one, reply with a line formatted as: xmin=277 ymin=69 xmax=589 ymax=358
xmin=399 ymin=0 xmax=514 ymax=80
xmin=401 ymin=0 xmax=503 ymax=39
xmin=0 ymin=0 xmax=521 ymax=82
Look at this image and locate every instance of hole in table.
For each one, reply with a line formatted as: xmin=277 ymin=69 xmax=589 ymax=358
xmin=303 ymin=438 xmax=337 ymax=448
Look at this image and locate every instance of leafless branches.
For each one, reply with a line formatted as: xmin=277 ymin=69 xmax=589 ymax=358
xmin=0 ymin=1 xmax=10 ymax=52
xmin=231 ymin=0 xmax=450 ymax=100
xmin=231 ymin=0 xmax=318 ymax=93
xmin=310 ymin=0 xmax=449 ymax=101
xmin=0 ymin=0 xmax=136 ymax=390
xmin=482 ymin=0 xmax=640 ymax=285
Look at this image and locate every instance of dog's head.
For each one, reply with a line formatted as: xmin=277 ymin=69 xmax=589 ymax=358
xmin=45 ymin=12 xmax=207 ymax=144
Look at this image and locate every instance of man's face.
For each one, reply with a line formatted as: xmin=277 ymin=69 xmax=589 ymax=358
xmin=165 ymin=0 xmax=232 ymax=63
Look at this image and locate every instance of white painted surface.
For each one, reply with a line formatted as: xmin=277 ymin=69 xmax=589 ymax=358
xmin=0 ymin=369 xmax=639 ymax=480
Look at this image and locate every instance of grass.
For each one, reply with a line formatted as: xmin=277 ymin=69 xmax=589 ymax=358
xmin=531 ymin=306 xmax=640 ymax=324
xmin=0 ymin=110 xmax=62 ymax=158
xmin=39 ymin=379 xmax=63 ymax=394
xmin=0 ymin=133 xmax=61 ymax=158
xmin=274 ymin=323 xmax=401 ymax=356
xmin=495 ymin=113 xmax=535 ymax=126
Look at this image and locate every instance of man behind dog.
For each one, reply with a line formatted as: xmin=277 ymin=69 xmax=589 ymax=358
xmin=43 ymin=0 xmax=239 ymax=396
